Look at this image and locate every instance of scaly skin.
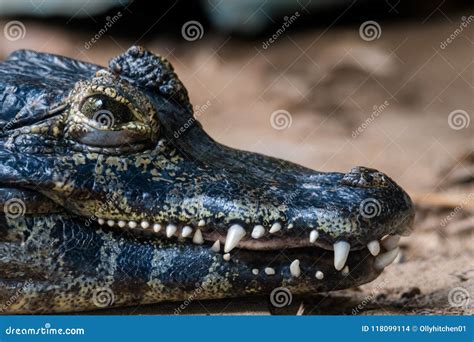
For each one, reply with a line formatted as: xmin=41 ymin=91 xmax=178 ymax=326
xmin=0 ymin=46 xmax=414 ymax=313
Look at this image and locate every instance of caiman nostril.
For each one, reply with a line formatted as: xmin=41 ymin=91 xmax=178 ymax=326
xmin=341 ymin=166 xmax=391 ymax=188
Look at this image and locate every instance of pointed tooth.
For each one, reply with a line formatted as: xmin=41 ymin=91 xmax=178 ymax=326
xmin=211 ymin=240 xmax=220 ymax=252
xmin=224 ymin=224 xmax=246 ymax=253
xmin=118 ymin=220 xmax=126 ymax=228
xmin=287 ymin=224 xmax=294 ymax=229
xmin=341 ymin=265 xmax=350 ymax=276
xmin=333 ymin=241 xmax=350 ymax=271
xmin=264 ymin=267 xmax=275 ymax=275
xmin=290 ymin=259 xmax=301 ymax=278
xmin=309 ymin=230 xmax=319 ymax=243
xmin=367 ymin=240 xmax=380 ymax=256
xmin=140 ymin=221 xmax=150 ymax=229
xmin=269 ymin=222 xmax=281 ymax=234
xmin=181 ymin=226 xmax=193 ymax=238
xmin=153 ymin=223 xmax=162 ymax=233
xmin=223 ymin=253 xmax=231 ymax=261
xmin=381 ymin=235 xmax=400 ymax=251
xmin=107 ymin=220 xmax=115 ymax=227
xmin=315 ymin=271 xmax=324 ymax=280
xmin=198 ymin=219 xmax=206 ymax=227
xmin=251 ymin=225 xmax=265 ymax=239
xmin=374 ymin=247 xmax=399 ymax=270
xmin=193 ymin=229 xmax=204 ymax=244
xmin=128 ymin=221 xmax=137 ymax=229
xmin=166 ymin=224 xmax=177 ymax=237
xmin=98 ymin=218 xmax=105 ymax=225
xmin=252 ymin=269 xmax=259 ymax=275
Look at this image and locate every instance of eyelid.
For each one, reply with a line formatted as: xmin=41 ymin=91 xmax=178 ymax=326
xmin=80 ymin=92 xmax=142 ymax=122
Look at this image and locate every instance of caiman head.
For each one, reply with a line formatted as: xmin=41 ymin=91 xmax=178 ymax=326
xmin=0 ymin=46 xmax=414 ymax=312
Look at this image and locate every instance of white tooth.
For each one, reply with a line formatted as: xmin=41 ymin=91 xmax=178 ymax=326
xmin=309 ymin=230 xmax=319 ymax=243
xmin=381 ymin=235 xmax=400 ymax=251
xmin=287 ymin=224 xmax=294 ymax=229
xmin=128 ymin=221 xmax=137 ymax=229
xmin=374 ymin=247 xmax=399 ymax=270
xmin=166 ymin=224 xmax=177 ymax=237
xmin=367 ymin=240 xmax=380 ymax=256
xmin=269 ymin=223 xmax=281 ymax=234
xmin=264 ymin=267 xmax=275 ymax=275
xmin=333 ymin=241 xmax=350 ymax=271
xmin=198 ymin=219 xmax=206 ymax=227
xmin=118 ymin=220 xmax=126 ymax=228
xmin=251 ymin=225 xmax=265 ymax=239
xmin=341 ymin=265 xmax=350 ymax=276
xmin=193 ymin=229 xmax=204 ymax=244
xmin=98 ymin=218 xmax=105 ymax=225
xmin=107 ymin=220 xmax=115 ymax=227
xmin=290 ymin=259 xmax=301 ymax=278
xmin=315 ymin=271 xmax=324 ymax=280
xmin=223 ymin=253 xmax=231 ymax=261
xmin=181 ymin=226 xmax=193 ymax=238
xmin=153 ymin=223 xmax=162 ymax=233
xmin=211 ymin=240 xmax=220 ymax=252
xmin=252 ymin=269 xmax=259 ymax=275
xmin=141 ymin=221 xmax=150 ymax=229
xmin=224 ymin=224 xmax=246 ymax=253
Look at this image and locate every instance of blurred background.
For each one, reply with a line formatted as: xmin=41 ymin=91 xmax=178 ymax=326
xmin=0 ymin=0 xmax=472 ymax=315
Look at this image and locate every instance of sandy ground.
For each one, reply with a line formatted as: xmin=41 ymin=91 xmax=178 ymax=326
xmin=0 ymin=12 xmax=473 ymax=315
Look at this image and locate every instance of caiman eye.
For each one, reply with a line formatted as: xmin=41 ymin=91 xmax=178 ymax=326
xmin=80 ymin=95 xmax=135 ymax=127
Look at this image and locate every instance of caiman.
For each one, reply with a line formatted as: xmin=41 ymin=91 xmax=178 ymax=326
xmin=0 ymin=46 xmax=414 ymax=313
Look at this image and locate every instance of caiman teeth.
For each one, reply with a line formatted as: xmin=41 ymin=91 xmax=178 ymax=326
xmin=107 ymin=220 xmax=115 ymax=227
xmin=315 ymin=271 xmax=324 ymax=280
xmin=140 ymin=221 xmax=150 ymax=229
xmin=374 ymin=247 xmax=399 ymax=270
xmin=166 ymin=224 xmax=177 ymax=237
xmin=251 ymin=225 xmax=265 ymax=239
xmin=223 ymin=253 xmax=231 ymax=261
xmin=381 ymin=235 xmax=400 ymax=251
xmin=192 ymin=228 xmax=204 ymax=244
xmin=309 ymin=230 xmax=319 ymax=243
xmin=290 ymin=259 xmax=301 ymax=278
xmin=98 ymin=218 xmax=105 ymax=225
xmin=367 ymin=240 xmax=380 ymax=256
xmin=118 ymin=220 xmax=126 ymax=228
xmin=224 ymin=224 xmax=246 ymax=253
xmin=211 ymin=240 xmax=220 ymax=252
xmin=269 ymin=222 xmax=281 ymax=233
xmin=153 ymin=223 xmax=162 ymax=233
xmin=333 ymin=241 xmax=350 ymax=271
xmin=198 ymin=219 xmax=206 ymax=227
xmin=181 ymin=226 xmax=193 ymax=238
xmin=128 ymin=221 xmax=137 ymax=229
xmin=264 ymin=267 xmax=275 ymax=275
